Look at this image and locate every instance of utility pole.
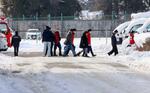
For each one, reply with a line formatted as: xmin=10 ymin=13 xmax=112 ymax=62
xmin=111 ymin=0 xmax=115 ymax=33
xmin=112 ymin=0 xmax=115 ymax=20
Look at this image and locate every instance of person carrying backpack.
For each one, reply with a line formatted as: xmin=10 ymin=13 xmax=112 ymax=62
xmin=63 ymin=29 xmax=77 ymax=57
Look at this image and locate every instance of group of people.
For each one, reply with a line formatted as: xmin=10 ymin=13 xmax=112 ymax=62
xmin=42 ymin=26 xmax=62 ymax=57
xmin=77 ymin=29 xmax=96 ymax=57
xmin=42 ymin=26 xmax=96 ymax=57
xmin=107 ymin=30 xmax=135 ymax=56
xmin=10 ymin=25 xmax=135 ymax=57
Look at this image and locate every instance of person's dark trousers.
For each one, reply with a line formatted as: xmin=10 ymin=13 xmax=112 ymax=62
xmin=50 ymin=42 xmax=54 ymax=56
xmin=88 ymin=46 xmax=95 ymax=56
xmin=54 ymin=43 xmax=62 ymax=56
xmin=76 ymin=48 xmax=88 ymax=57
xmin=83 ymin=48 xmax=88 ymax=57
xmin=14 ymin=46 xmax=19 ymax=56
xmin=44 ymin=45 xmax=48 ymax=56
xmin=76 ymin=50 xmax=83 ymax=56
xmin=82 ymin=50 xmax=85 ymax=56
xmin=108 ymin=45 xmax=118 ymax=56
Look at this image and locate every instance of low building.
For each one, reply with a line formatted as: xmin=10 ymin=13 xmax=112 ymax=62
xmin=79 ymin=10 xmax=104 ymax=20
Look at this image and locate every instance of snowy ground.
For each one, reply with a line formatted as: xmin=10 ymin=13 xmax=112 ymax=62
xmin=0 ymin=38 xmax=150 ymax=93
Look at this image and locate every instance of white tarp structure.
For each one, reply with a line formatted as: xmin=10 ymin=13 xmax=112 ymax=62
xmin=79 ymin=10 xmax=104 ymax=20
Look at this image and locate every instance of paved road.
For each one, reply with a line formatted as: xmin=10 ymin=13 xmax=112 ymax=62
xmin=0 ymin=52 xmax=150 ymax=93
xmin=2 ymin=52 xmax=43 ymax=57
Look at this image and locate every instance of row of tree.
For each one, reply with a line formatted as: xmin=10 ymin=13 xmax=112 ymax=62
xmin=82 ymin=0 xmax=150 ymax=15
xmin=1 ymin=0 xmax=150 ymax=17
xmin=1 ymin=0 xmax=81 ymax=17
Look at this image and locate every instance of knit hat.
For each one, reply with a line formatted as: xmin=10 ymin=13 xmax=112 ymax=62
xmin=70 ymin=28 xmax=77 ymax=31
xmin=46 ymin=26 xmax=51 ymax=30
xmin=88 ymin=29 xmax=92 ymax=32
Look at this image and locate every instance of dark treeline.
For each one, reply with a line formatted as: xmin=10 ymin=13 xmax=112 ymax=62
xmin=81 ymin=0 xmax=150 ymax=15
xmin=1 ymin=0 xmax=150 ymax=18
xmin=1 ymin=0 xmax=82 ymax=17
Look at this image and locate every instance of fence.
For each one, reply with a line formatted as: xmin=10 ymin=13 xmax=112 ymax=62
xmin=7 ymin=15 xmax=131 ymax=38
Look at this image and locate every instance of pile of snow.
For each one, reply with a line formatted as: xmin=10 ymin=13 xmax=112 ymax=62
xmin=0 ymin=37 xmax=150 ymax=93
xmin=0 ymin=53 xmax=14 ymax=64
xmin=124 ymin=18 xmax=147 ymax=34
xmin=14 ymin=39 xmax=43 ymax=52
xmin=134 ymin=33 xmax=150 ymax=48
xmin=131 ymin=11 xmax=150 ymax=19
xmin=3 ymin=37 xmax=150 ymax=73
xmin=136 ymin=19 xmax=150 ymax=33
xmin=114 ymin=21 xmax=130 ymax=34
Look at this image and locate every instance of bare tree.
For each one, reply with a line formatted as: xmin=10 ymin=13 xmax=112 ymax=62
xmin=143 ymin=0 xmax=150 ymax=10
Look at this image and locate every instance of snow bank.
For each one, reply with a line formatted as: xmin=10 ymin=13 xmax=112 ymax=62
xmin=123 ymin=56 xmax=150 ymax=73
xmin=0 ymin=38 xmax=150 ymax=93
xmin=2 ymin=37 xmax=150 ymax=73
xmin=0 ymin=53 xmax=14 ymax=64
xmin=134 ymin=33 xmax=150 ymax=48
xmin=131 ymin=11 xmax=150 ymax=19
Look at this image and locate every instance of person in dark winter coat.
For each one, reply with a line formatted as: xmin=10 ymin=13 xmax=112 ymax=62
xmin=42 ymin=26 xmax=54 ymax=57
xmin=86 ymin=29 xmax=96 ymax=57
xmin=11 ymin=31 xmax=21 ymax=56
xmin=54 ymin=31 xmax=62 ymax=56
xmin=63 ymin=29 xmax=77 ymax=57
xmin=108 ymin=30 xmax=118 ymax=56
xmin=77 ymin=31 xmax=89 ymax=57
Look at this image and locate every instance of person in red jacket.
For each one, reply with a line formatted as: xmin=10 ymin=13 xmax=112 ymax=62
xmin=54 ymin=31 xmax=62 ymax=56
xmin=129 ymin=31 xmax=135 ymax=45
xmin=5 ymin=30 xmax=12 ymax=47
xmin=127 ymin=31 xmax=135 ymax=47
xmin=86 ymin=29 xmax=96 ymax=57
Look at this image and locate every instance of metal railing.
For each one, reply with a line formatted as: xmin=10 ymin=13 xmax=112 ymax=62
xmin=7 ymin=14 xmax=131 ymax=38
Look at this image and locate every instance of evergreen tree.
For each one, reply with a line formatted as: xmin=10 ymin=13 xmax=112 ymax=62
xmin=83 ymin=0 xmax=148 ymax=15
xmin=59 ymin=0 xmax=81 ymax=16
xmin=1 ymin=0 xmax=81 ymax=17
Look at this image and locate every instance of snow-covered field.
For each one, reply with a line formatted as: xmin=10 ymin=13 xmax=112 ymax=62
xmin=0 ymin=38 xmax=150 ymax=93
